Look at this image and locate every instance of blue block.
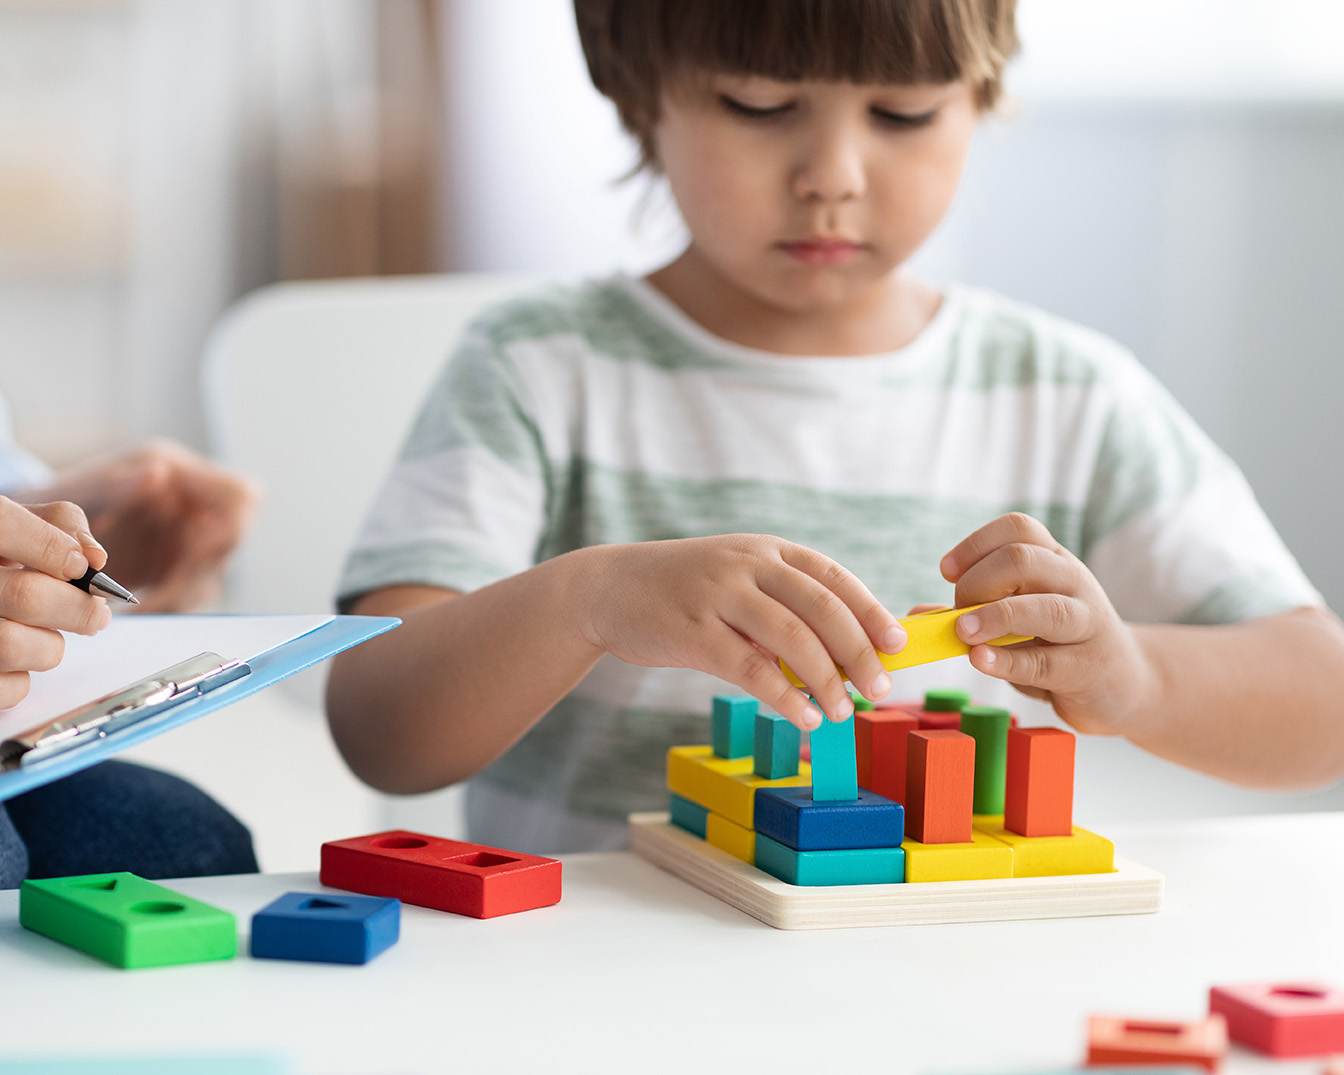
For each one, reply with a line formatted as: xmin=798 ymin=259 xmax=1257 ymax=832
xmin=754 ymin=834 xmax=905 ymax=886
xmin=753 ymin=712 xmax=800 ymax=778
xmin=809 ymin=713 xmax=858 ymax=800
xmin=754 ymin=786 xmax=904 ymax=851
xmin=712 ymin=695 xmax=758 ymax=758
xmin=668 ymin=792 xmax=709 ymax=838
xmin=250 ymin=892 xmax=399 ymax=965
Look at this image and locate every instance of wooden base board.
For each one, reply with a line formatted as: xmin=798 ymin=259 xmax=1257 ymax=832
xmin=628 ymin=812 xmax=1163 ymax=931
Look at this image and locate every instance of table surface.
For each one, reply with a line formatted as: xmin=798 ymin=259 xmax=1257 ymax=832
xmin=2 ymin=812 xmax=1341 ymax=1075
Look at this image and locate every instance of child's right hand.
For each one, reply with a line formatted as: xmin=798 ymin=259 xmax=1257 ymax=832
xmin=571 ymin=534 xmax=905 ymax=731
xmin=0 ymin=497 xmax=112 ymax=708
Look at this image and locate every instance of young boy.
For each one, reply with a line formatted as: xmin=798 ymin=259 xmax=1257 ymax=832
xmin=328 ymin=0 xmax=1344 ymax=854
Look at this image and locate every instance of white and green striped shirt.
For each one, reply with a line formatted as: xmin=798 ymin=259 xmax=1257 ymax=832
xmin=339 ymin=274 xmax=1320 ymax=852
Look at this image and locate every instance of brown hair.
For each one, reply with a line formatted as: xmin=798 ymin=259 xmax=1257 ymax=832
xmin=575 ymin=0 xmax=1019 ymax=172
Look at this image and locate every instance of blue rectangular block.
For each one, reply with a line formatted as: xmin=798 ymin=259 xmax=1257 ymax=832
xmin=712 ymin=695 xmax=758 ymax=758
xmin=754 ymin=834 xmax=905 ymax=886
xmin=250 ymin=891 xmax=399 ymax=965
xmin=668 ymin=792 xmax=709 ymax=838
xmin=809 ymin=713 xmax=858 ymax=800
xmin=754 ymin=786 xmax=904 ymax=851
xmin=753 ymin=712 xmax=800 ymax=779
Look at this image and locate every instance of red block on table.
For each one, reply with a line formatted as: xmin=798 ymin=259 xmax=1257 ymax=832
xmin=1004 ymin=726 xmax=1075 ymax=836
xmin=855 ymin=709 xmax=919 ymax=805
xmin=905 ymin=730 xmax=974 ymax=844
xmin=320 ymin=830 xmax=561 ymax=919
xmin=1209 ymin=982 xmax=1344 ymax=1057
xmin=1086 ymin=1014 xmax=1227 ymax=1071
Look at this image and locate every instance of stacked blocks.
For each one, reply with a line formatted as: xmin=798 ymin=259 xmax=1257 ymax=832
xmin=666 ymin=688 xmax=1117 ymax=888
xmin=19 ymin=872 xmax=236 ymax=968
xmin=250 ymin=892 xmax=400 ymax=965
xmin=1208 ymin=982 xmax=1344 ymax=1057
xmin=320 ymin=831 xmax=562 ymax=918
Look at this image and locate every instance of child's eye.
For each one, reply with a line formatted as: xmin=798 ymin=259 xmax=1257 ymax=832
xmin=718 ymin=95 xmax=792 ymax=121
xmin=871 ymin=106 xmax=939 ymax=129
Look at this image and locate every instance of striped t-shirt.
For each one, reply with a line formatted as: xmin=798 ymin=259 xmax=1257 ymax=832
xmin=338 ymin=274 xmax=1320 ymax=853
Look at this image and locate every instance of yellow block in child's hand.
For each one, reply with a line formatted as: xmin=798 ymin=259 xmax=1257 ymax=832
xmin=779 ymin=604 xmax=1032 ymax=689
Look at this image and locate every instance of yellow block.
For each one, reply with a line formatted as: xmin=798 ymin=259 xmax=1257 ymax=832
xmin=781 ymin=604 xmax=1032 ymax=688
xmin=902 ymin=830 xmax=1015 ymax=883
xmin=705 ymin=812 xmax=756 ymax=863
xmin=666 ymin=746 xmax=812 ymax=829
xmin=977 ymin=821 xmax=1115 ymax=877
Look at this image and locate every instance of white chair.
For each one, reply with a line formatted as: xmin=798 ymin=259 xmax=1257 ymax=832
xmin=125 ymin=272 xmax=537 ymax=871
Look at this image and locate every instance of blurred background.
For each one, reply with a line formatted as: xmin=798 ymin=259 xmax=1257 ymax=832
xmin=4 ymin=0 xmax=1343 ymax=866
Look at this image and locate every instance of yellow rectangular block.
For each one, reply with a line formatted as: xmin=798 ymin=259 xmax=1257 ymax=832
xmin=781 ymin=604 xmax=1032 ymax=687
xmin=902 ymin=830 xmax=1015 ymax=883
xmin=705 ymin=812 xmax=755 ymax=863
xmin=977 ymin=821 xmax=1115 ymax=877
xmin=666 ymin=746 xmax=811 ymax=829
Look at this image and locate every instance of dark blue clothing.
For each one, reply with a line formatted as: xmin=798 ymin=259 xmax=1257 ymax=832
xmin=0 ymin=760 xmax=258 ymax=888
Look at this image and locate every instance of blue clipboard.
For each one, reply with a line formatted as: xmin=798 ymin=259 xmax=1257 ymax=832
xmin=0 ymin=614 xmax=398 ymax=801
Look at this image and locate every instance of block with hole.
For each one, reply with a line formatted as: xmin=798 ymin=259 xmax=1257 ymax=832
xmin=250 ymin=891 xmax=400 ymax=965
xmin=1085 ymin=1013 xmax=1227 ymax=1070
xmin=1208 ymin=982 xmax=1344 ymax=1058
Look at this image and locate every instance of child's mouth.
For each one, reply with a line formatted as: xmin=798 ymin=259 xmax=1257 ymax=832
xmin=779 ymin=238 xmax=862 ymax=266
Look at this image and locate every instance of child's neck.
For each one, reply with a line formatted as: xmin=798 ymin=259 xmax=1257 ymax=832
xmin=646 ymin=250 xmax=941 ymax=357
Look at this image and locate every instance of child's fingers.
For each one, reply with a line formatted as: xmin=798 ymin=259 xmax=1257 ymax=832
xmin=721 ymin=598 xmax=854 ymax=723
xmin=940 ymin=512 xmax=1063 ymax=583
xmin=951 ymin=539 xmax=1089 ymax=611
xmin=956 ymin=592 xmax=1092 ymax=649
xmin=699 ymin=622 xmax=827 ymax=731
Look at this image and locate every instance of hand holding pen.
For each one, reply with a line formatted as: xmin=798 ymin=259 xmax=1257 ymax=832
xmin=0 ymin=496 xmax=127 ymax=709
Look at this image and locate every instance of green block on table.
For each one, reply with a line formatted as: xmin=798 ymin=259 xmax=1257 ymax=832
xmin=960 ymin=705 xmax=1012 ymax=815
xmin=809 ymin=712 xmax=858 ymax=800
xmin=712 ymin=695 xmax=758 ymax=758
xmin=19 ymin=872 xmax=237 ymax=968
xmin=924 ymin=687 xmax=972 ymax=712
xmin=754 ymin=712 xmax=801 ymax=779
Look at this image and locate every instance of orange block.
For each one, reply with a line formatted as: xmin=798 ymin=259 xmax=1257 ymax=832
xmin=855 ymin=710 xmax=919 ymax=805
xmin=1086 ymin=1014 xmax=1227 ymax=1071
xmin=1004 ymin=727 xmax=1075 ymax=837
xmin=905 ymin=730 xmax=974 ymax=844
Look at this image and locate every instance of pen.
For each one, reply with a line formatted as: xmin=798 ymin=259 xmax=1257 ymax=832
xmin=71 ymin=564 xmax=140 ymax=605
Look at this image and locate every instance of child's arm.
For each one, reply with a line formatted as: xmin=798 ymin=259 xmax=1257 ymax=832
xmin=945 ymin=513 xmax=1344 ymax=790
xmin=326 ymin=534 xmax=906 ymax=794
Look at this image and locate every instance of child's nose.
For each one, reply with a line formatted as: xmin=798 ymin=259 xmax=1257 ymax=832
xmin=791 ymin=131 xmax=867 ymax=203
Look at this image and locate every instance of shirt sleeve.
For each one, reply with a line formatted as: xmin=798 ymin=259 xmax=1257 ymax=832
xmin=336 ymin=315 xmax=551 ymax=608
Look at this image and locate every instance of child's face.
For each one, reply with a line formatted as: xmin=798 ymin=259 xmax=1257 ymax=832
xmin=653 ymin=74 xmax=978 ymax=323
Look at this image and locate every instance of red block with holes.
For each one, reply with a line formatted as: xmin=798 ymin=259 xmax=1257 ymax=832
xmin=855 ymin=709 xmax=919 ymax=805
xmin=1209 ymin=982 xmax=1344 ymax=1057
xmin=320 ymin=830 xmax=562 ymax=919
xmin=1086 ymin=1013 xmax=1227 ymax=1071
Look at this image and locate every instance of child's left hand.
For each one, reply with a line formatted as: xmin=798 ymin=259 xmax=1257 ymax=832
xmin=940 ymin=512 xmax=1152 ymax=737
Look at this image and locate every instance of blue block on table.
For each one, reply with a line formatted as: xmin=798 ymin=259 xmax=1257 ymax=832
xmin=250 ymin=891 xmax=399 ymax=965
xmin=754 ymin=786 xmax=904 ymax=850
xmin=712 ymin=695 xmax=758 ymax=759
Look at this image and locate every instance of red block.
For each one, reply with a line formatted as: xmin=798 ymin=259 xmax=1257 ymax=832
xmin=320 ymin=830 xmax=562 ymax=919
xmin=855 ymin=709 xmax=919 ymax=805
xmin=905 ymin=730 xmax=974 ymax=844
xmin=1209 ymin=982 xmax=1344 ymax=1057
xmin=1004 ymin=726 xmax=1075 ymax=836
xmin=1086 ymin=1014 xmax=1227 ymax=1071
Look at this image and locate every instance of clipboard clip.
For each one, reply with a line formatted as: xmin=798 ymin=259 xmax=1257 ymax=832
xmin=0 ymin=652 xmax=250 ymax=770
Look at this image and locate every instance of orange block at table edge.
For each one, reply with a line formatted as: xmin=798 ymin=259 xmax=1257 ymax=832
xmin=780 ymin=604 xmax=1032 ymax=688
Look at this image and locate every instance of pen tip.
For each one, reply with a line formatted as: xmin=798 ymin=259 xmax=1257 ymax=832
xmin=128 ymin=595 xmax=141 ymax=605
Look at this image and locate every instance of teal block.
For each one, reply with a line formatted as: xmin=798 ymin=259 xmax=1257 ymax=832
xmin=809 ymin=712 xmax=858 ymax=800
xmin=711 ymin=695 xmax=758 ymax=758
xmin=754 ymin=834 xmax=905 ymax=886
xmin=669 ymin=792 xmax=709 ymax=838
xmin=753 ymin=712 xmax=800 ymax=778
xmin=19 ymin=873 xmax=236 ymax=968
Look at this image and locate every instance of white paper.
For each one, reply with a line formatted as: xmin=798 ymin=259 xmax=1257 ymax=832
xmin=0 ymin=614 xmax=333 ymax=741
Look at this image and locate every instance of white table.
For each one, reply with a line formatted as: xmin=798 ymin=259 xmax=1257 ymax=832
xmin=2 ymin=813 xmax=1341 ymax=1075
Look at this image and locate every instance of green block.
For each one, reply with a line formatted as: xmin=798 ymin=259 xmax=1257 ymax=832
xmin=960 ymin=705 xmax=1013 ymax=815
xmin=809 ymin=712 xmax=858 ymax=801
xmin=924 ymin=687 xmax=972 ymax=712
xmin=850 ymin=692 xmax=874 ymax=712
xmin=753 ymin=712 xmax=801 ymax=779
xmin=19 ymin=873 xmax=237 ymax=968
xmin=755 ymin=834 xmax=905 ymax=886
xmin=711 ymin=695 xmax=758 ymax=758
